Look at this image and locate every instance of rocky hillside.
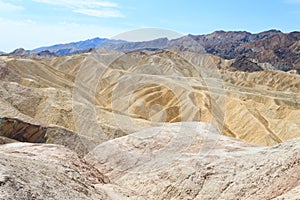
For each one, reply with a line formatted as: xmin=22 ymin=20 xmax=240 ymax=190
xmin=176 ymin=30 xmax=300 ymax=72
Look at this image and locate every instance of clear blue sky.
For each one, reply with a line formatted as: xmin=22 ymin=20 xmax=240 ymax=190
xmin=0 ymin=0 xmax=299 ymax=52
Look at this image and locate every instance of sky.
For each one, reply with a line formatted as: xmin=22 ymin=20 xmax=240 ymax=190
xmin=0 ymin=0 xmax=300 ymax=52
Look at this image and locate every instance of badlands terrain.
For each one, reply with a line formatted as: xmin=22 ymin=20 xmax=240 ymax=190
xmin=0 ymin=30 xmax=299 ymax=199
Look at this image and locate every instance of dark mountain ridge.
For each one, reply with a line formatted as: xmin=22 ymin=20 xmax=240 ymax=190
xmin=4 ymin=29 xmax=300 ymax=72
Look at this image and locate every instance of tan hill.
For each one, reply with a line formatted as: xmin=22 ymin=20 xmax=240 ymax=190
xmin=81 ymin=50 xmax=300 ymax=146
xmin=0 ymin=49 xmax=299 ymax=147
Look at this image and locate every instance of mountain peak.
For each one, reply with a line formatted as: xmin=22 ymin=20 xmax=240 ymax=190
xmin=9 ymin=48 xmax=29 ymax=56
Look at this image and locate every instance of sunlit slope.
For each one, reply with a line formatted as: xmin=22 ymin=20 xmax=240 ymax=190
xmin=0 ymin=50 xmax=299 ymax=146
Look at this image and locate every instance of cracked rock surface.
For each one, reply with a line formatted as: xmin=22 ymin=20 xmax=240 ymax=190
xmin=0 ymin=122 xmax=299 ymax=199
xmin=86 ymin=122 xmax=300 ymax=200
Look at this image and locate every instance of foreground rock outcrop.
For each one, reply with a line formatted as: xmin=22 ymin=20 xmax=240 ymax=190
xmin=0 ymin=117 xmax=94 ymax=157
xmin=87 ymin=122 xmax=300 ymax=199
xmin=1 ymin=122 xmax=299 ymax=199
xmin=0 ymin=143 xmax=110 ymax=199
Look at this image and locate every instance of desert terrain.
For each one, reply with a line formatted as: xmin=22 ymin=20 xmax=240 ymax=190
xmin=0 ymin=30 xmax=299 ymax=199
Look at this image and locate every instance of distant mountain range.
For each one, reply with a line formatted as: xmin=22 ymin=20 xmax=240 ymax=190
xmin=30 ymin=37 xmax=127 ymax=55
xmin=4 ymin=29 xmax=300 ymax=72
